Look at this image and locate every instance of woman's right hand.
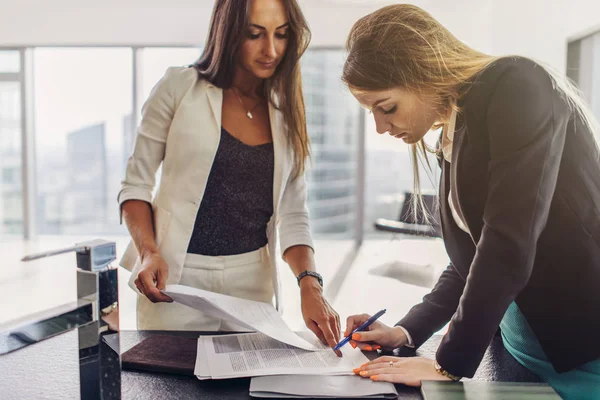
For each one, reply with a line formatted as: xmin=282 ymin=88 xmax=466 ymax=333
xmin=134 ymin=252 xmax=173 ymax=303
xmin=344 ymin=314 xmax=408 ymax=350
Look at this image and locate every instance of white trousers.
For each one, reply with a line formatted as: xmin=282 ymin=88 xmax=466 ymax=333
xmin=136 ymin=246 xmax=274 ymax=330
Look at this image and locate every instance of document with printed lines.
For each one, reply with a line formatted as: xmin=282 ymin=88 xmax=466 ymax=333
xmin=195 ymin=331 xmax=369 ymax=380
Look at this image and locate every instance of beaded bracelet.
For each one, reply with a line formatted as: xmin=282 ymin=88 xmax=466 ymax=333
xmin=296 ymin=271 xmax=323 ymax=287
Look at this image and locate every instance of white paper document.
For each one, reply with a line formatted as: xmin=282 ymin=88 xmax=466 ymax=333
xmin=164 ymin=284 xmax=319 ymax=351
xmin=250 ymin=375 xmax=399 ymax=399
xmin=194 ymin=332 xmax=370 ymax=380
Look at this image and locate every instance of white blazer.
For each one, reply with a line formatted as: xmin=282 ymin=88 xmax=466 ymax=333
xmin=118 ymin=66 xmax=314 ymax=311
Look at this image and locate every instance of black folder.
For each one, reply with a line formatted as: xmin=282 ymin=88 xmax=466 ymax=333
xmin=121 ymin=335 xmax=197 ymax=376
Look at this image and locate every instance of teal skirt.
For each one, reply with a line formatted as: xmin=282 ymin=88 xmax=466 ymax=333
xmin=500 ymin=302 xmax=600 ymax=400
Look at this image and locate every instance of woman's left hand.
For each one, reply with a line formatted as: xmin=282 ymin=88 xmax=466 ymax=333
xmin=353 ymin=356 xmax=451 ymax=386
xmin=300 ymin=279 xmax=341 ymax=356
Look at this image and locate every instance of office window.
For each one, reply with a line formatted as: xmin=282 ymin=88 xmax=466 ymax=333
xmin=302 ymin=49 xmax=360 ymax=238
xmin=24 ymin=46 xmax=362 ymax=240
xmin=33 ymin=48 xmax=132 ymax=235
xmin=0 ymin=81 xmax=23 ymax=235
xmin=0 ymin=51 xmax=20 ymax=73
xmin=364 ymin=118 xmax=440 ymax=238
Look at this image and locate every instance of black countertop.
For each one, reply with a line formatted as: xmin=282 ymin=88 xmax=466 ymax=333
xmin=1 ymin=330 xmax=541 ymax=399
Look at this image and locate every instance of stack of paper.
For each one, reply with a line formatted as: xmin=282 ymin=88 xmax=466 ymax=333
xmin=165 ymin=284 xmax=397 ymax=398
xmin=194 ymin=331 xmax=368 ymax=380
xmin=250 ymin=375 xmax=399 ymax=399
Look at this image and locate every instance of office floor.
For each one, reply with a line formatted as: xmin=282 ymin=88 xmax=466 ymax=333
xmin=0 ymin=234 xmax=449 ymax=335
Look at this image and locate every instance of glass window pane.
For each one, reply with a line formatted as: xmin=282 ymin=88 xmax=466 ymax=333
xmin=34 ymin=48 xmax=132 ymax=235
xmin=0 ymin=81 xmax=23 ymax=236
xmin=364 ymin=115 xmax=441 ymax=238
xmin=0 ymin=51 xmax=20 ymax=73
xmin=302 ymin=49 xmax=360 ymax=239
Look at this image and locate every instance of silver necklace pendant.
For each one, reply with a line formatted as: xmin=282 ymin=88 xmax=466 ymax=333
xmin=246 ymin=111 xmax=253 ymax=119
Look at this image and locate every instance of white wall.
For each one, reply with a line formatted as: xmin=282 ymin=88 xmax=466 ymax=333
xmin=0 ymin=2 xmax=215 ymax=47
xmin=564 ymin=0 xmax=600 ymax=42
xmin=489 ymin=0 xmax=569 ymax=71
xmin=1 ymin=0 xmax=599 ymax=70
xmin=488 ymin=0 xmax=600 ymax=73
xmin=0 ymin=0 xmax=490 ymax=49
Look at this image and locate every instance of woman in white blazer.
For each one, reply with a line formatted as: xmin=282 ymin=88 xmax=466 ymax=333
xmin=118 ymin=0 xmax=341 ymax=352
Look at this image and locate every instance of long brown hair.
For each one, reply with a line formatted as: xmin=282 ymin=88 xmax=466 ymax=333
xmin=193 ymin=0 xmax=311 ymax=177
xmin=342 ymin=4 xmax=598 ymax=220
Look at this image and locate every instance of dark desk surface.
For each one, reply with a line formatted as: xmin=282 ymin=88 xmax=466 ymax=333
xmin=1 ymin=330 xmax=541 ymax=400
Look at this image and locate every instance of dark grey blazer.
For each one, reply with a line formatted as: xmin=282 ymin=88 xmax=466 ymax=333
xmin=397 ymin=57 xmax=600 ymax=378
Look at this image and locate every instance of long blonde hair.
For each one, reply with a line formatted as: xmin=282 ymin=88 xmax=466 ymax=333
xmin=342 ymin=4 xmax=599 ymax=220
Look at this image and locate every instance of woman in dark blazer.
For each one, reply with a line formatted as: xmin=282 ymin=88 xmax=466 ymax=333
xmin=341 ymin=4 xmax=600 ymax=399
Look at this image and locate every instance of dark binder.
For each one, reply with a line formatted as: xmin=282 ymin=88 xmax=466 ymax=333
xmin=121 ymin=335 xmax=197 ymax=376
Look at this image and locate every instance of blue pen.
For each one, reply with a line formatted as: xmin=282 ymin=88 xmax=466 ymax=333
xmin=334 ymin=309 xmax=387 ymax=351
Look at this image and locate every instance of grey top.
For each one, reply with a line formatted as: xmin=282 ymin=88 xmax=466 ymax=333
xmin=187 ymin=127 xmax=274 ymax=256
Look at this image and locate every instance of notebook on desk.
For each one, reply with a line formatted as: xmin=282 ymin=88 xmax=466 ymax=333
xmin=421 ymin=381 xmax=561 ymax=400
xmin=121 ymin=335 xmax=197 ymax=376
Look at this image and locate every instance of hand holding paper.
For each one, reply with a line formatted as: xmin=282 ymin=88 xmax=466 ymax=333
xmin=163 ymin=284 xmax=320 ymax=351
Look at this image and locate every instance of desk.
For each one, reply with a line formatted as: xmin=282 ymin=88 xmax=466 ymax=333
xmin=1 ymin=330 xmax=541 ymax=399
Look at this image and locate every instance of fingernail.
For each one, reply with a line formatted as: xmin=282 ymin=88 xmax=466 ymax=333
xmin=350 ymin=341 xmax=357 ymax=349
xmin=352 ymin=333 xmax=361 ymax=341
xmin=374 ymin=345 xmax=381 ymax=350
xmin=353 ymin=368 xmax=361 ymax=374
xmin=370 ymin=375 xmax=379 ymax=381
xmin=359 ymin=371 xmax=368 ymax=377
xmin=360 ymin=364 xmax=367 ymax=368
xmin=365 ymin=345 xmax=373 ymax=351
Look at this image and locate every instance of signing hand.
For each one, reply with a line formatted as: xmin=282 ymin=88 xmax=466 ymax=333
xmin=344 ymin=313 xmax=407 ymax=350
xmin=353 ymin=356 xmax=451 ymax=386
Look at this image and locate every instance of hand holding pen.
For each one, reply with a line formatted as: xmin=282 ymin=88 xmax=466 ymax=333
xmin=335 ymin=309 xmax=386 ymax=351
xmin=340 ymin=311 xmax=410 ymax=351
